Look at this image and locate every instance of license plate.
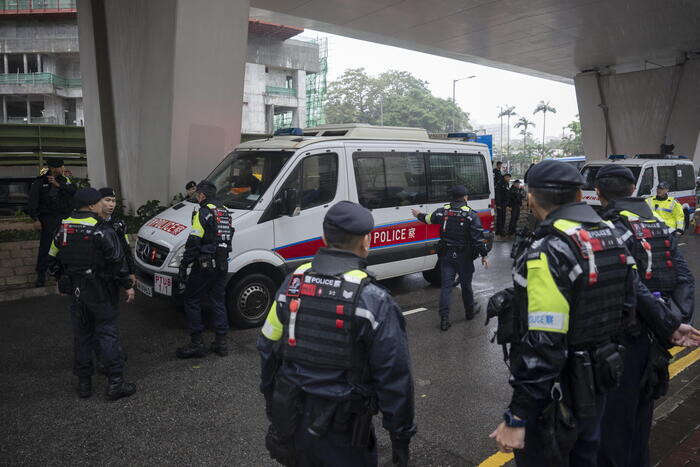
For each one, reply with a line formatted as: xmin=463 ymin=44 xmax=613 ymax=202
xmin=154 ymin=273 xmax=173 ymax=296
xmin=136 ymin=279 xmax=153 ymax=297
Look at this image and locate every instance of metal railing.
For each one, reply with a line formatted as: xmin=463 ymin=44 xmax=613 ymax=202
xmin=266 ymin=86 xmax=297 ymax=97
xmin=0 ymin=72 xmax=81 ymax=87
xmin=0 ymin=0 xmax=76 ymax=13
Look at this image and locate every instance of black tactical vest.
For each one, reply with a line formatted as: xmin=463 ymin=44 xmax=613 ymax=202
xmin=280 ymin=264 xmax=369 ymax=372
xmin=211 ymin=205 xmax=233 ymax=247
xmin=618 ymin=211 xmax=676 ymax=294
xmin=56 ymin=215 xmax=99 ymax=274
xmin=440 ymin=204 xmax=471 ymax=248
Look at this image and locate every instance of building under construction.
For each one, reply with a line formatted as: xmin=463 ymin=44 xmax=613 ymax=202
xmin=0 ymin=4 xmax=326 ymax=136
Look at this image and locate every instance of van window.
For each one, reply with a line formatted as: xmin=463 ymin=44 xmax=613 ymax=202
xmin=278 ymin=153 xmax=339 ymax=210
xmin=638 ymin=167 xmax=654 ymax=196
xmin=677 ymin=164 xmax=695 ymax=191
xmin=428 ymin=153 xmax=489 ymax=201
xmin=581 ymin=165 xmax=641 ymax=190
xmin=353 ymin=152 xmax=427 ymax=209
xmin=657 ymin=166 xmax=678 ymax=191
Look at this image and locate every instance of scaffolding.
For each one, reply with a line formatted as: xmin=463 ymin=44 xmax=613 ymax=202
xmin=305 ymin=37 xmax=327 ymax=128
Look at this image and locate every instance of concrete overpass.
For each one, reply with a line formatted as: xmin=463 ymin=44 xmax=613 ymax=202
xmin=77 ymin=0 xmax=700 ymax=205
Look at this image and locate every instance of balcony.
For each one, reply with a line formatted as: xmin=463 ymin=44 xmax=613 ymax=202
xmin=0 ymin=0 xmax=77 ymax=14
xmin=0 ymin=73 xmax=82 ymax=98
xmin=265 ymin=86 xmax=297 ymax=97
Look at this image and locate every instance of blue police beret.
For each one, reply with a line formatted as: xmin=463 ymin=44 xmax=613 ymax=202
xmin=657 ymin=181 xmax=670 ymax=190
xmin=525 ymin=160 xmax=584 ymax=188
xmin=74 ymin=188 xmax=102 ymax=207
xmin=595 ymin=165 xmax=636 ymax=184
xmin=450 ymin=185 xmax=468 ymax=198
xmin=324 ymin=201 xmax=374 ymax=235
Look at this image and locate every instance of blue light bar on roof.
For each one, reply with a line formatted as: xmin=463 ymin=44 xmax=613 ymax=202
xmin=447 ymin=132 xmax=477 ymax=141
xmin=274 ymin=127 xmax=303 ymax=136
xmin=608 ymin=154 xmax=627 ymax=160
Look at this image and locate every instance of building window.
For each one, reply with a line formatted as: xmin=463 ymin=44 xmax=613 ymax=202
xmin=286 ymin=75 xmax=293 ymax=89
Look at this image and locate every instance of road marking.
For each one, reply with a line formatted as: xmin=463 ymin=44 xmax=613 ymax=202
xmin=403 ymin=307 xmax=427 ymax=316
xmin=477 ymin=346 xmax=700 ymax=466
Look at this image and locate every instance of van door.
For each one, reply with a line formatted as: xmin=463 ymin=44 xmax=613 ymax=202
xmin=347 ymin=144 xmax=428 ymax=279
xmin=270 ymin=148 xmax=346 ymax=269
xmin=636 ymin=166 xmax=655 ymax=197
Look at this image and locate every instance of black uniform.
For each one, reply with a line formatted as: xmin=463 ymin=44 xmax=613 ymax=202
xmin=494 ymin=176 xmax=509 ymax=236
xmin=177 ymin=185 xmax=233 ymax=358
xmin=258 ymin=202 xmax=415 ymax=467
xmin=417 ymin=190 xmax=488 ymax=327
xmin=107 ymin=218 xmax=135 ymax=275
xmin=507 ymin=183 xmax=525 ymax=235
xmin=48 ymin=195 xmax=135 ymax=399
xmin=27 ymin=168 xmax=76 ymax=282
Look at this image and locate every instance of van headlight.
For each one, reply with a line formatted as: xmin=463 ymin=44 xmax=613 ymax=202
xmin=168 ymin=245 xmax=185 ymax=267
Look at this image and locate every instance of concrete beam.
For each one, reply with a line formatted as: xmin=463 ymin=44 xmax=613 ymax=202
xmin=576 ymin=60 xmax=700 ymax=161
xmin=78 ymin=0 xmax=250 ymax=207
xmin=247 ymin=36 xmax=319 ymax=73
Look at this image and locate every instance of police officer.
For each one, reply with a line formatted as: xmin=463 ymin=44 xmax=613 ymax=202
xmin=176 ymin=181 xmax=233 ymax=359
xmin=48 ymin=188 xmax=136 ymax=400
xmin=257 ymin=201 xmax=416 ymax=466
xmin=495 ymin=173 xmax=511 ymax=237
xmin=185 ymin=180 xmax=197 ymax=202
xmin=594 ymin=165 xmax=698 ymax=466
xmin=507 ymin=179 xmax=525 ymax=236
xmin=646 ymin=181 xmax=685 ymax=233
xmin=98 ymin=187 xmax=135 ymax=284
xmin=26 ymin=158 xmax=76 ymax=287
xmin=412 ymin=185 xmax=489 ymax=331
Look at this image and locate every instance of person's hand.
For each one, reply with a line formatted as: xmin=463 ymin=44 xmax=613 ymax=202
xmin=670 ymin=323 xmax=700 ymax=347
xmin=391 ymin=439 xmax=409 ymax=466
xmin=489 ymin=422 xmax=525 ymax=452
xmin=125 ymin=288 xmax=135 ymax=303
xmin=129 ymin=274 xmax=136 ymax=285
xmin=410 ymin=208 xmax=421 ymax=218
xmin=481 ymin=256 xmax=489 ymax=269
xmin=33 ymin=220 xmax=41 ymax=230
xmin=47 ymin=175 xmax=60 ymax=187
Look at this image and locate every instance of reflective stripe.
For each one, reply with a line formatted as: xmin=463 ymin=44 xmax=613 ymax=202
xmin=513 ymin=271 xmax=528 ymax=287
xmin=294 ymin=262 xmax=312 ymax=274
xmin=355 ymin=307 xmax=379 ymax=330
xmin=49 ymin=241 xmax=58 ymax=257
xmin=190 ymin=212 xmax=204 ymax=238
xmin=261 ymin=302 xmax=283 ymax=341
xmin=568 ymin=264 xmax=583 ymax=282
xmin=626 ymin=256 xmax=636 ymax=265
xmin=343 ymin=269 xmax=368 ymax=284
xmin=277 ymin=294 xmax=287 ymax=303
xmin=63 ymin=216 xmax=97 ymax=226
xmin=425 ymin=212 xmax=432 ymax=223
xmin=620 ymin=230 xmax=632 ymax=242
xmin=526 ymin=253 xmax=570 ymax=334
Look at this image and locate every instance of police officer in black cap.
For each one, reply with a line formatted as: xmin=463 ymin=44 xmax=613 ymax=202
xmin=594 ymin=164 xmax=699 ymax=466
xmin=48 ymin=188 xmax=136 ymax=400
xmin=412 ymin=185 xmax=489 ymax=331
xmin=98 ymin=187 xmax=135 ymax=283
xmin=176 ymin=180 xmax=233 ymax=359
xmin=27 ymin=157 xmax=76 ymax=287
xmin=258 ymin=200 xmax=416 ymax=467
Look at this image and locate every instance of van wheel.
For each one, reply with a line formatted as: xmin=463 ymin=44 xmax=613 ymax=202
xmin=422 ymin=262 xmax=442 ymax=287
xmin=227 ymin=273 xmax=276 ymax=328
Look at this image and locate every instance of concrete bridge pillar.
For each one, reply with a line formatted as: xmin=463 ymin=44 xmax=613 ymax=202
xmin=77 ymin=0 xmax=250 ymax=207
xmin=575 ymin=60 xmax=700 ymax=162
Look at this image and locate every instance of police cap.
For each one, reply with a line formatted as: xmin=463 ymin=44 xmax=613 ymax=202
xmin=450 ymin=185 xmax=468 ymax=198
xmin=525 ymin=160 xmax=584 ymax=188
xmin=323 ymin=201 xmax=374 ymax=236
xmin=595 ymin=164 xmax=636 ymax=184
xmin=98 ymin=187 xmax=116 ymax=199
xmin=657 ymin=181 xmax=670 ymax=190
xmin=196 ymin=180 xmax=217 ymax=199
xmin=46 ymin=158 xmax=64 ymax=168
xmin=74 ymin=188 xmax=102 ymax=207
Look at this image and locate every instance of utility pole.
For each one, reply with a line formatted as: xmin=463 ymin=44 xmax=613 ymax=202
xmin=451 ymin=75 xmax=476 ymax=131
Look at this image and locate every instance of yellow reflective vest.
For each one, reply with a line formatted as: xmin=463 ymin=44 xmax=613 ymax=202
xmin=645 ymin=196 xmax=685 ymax=231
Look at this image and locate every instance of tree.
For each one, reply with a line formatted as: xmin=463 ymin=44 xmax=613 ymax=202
xmin=534 ymin=100 xmax=557 ymax=155
xmin=325 ymin=68 xmax=471 ymax=132
xmin=514 ymin=117 xmax=535 ymax=156
xmin=498 ymin=106 xmax=517 ymax=157
xmin=561 ymin=116 xmax=584 ymax=156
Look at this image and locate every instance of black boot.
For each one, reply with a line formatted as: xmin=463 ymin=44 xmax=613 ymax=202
xmin=105 ymin=375 xmax=136 ymax=401
xmin=465 ymin=307 xmax=475 ymax=321
xmin=35 ymin=273 xmax=45 ymax=288
xmin=176 ymin=334 xmax=207 ymax=359
xmin=78 ymin=377 xmax=92 ymax=399
xmin=210 ymin=333 xmax=229 ymax=357
xmin=440 ymin=317 xmax=451 ymax=331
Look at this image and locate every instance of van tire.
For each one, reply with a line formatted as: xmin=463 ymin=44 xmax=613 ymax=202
xmin=422 ymin=262 xmax=442 ymax=287
xmin=227 ymin=273 xmax=276 ymax=328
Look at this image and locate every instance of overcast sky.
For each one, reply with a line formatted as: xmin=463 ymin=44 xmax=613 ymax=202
xmin=302 ymin=30 xmax=580 ymax=141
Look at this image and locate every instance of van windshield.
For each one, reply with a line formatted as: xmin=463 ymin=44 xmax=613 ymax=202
xmin=581 ymin=165 xmax=642 ymax=190
xmin=205 ymin=150 xmax=293 ymax=209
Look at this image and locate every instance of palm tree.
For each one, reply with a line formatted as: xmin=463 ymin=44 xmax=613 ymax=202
xmin=514 ymin=117 xmax=535 ymax=157
xmin=497 ymin=106 xmax=517 ymax=157
xmin=534 ymin=101 xmax=557 ymax=155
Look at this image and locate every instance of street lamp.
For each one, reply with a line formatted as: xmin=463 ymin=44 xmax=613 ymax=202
xmin=452 ymin=75 xmax=476 ymax=131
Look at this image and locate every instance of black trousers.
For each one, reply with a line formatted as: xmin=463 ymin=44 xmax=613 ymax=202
xmin=598 ymin=333 xmax=653 ymax=467
xmin=184 ymin=267 xmax=228 ymax=336
xmin=508 ymin=206 xmax=521 ymax=235
xmin=495 ymin=205 xmax=507 ymax=235
xmin=70 ymin=297 xmax=125 ymax=378
xmin=294 ymin=398 xmax=378 ymax=467
xmin=36 ymin=214 xmax=62 ymax=274
xmin=515 ymin=394 xmax=606 ymax=467
xmin=438 ymin=249 xmax=475 ymax=319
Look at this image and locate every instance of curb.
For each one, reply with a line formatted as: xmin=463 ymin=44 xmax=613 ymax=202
xmin=0 ymin=285 xmax=58 ymax=303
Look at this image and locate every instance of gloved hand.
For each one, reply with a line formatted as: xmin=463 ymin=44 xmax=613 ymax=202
xmin=391 ymin=438 xmax=410 ymax=467
xmin=177 ymin=266 xmax=188 ymax=291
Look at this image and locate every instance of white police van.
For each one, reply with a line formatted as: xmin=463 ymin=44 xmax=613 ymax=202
xmin=580 ymin=154 xmax=697 ymax=224
xmin=134 ymin=124 xmax=495 ymax=328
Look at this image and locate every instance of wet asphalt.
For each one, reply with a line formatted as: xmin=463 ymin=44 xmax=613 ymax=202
xmin=1 ymin=237 xmax=698 ymax=466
